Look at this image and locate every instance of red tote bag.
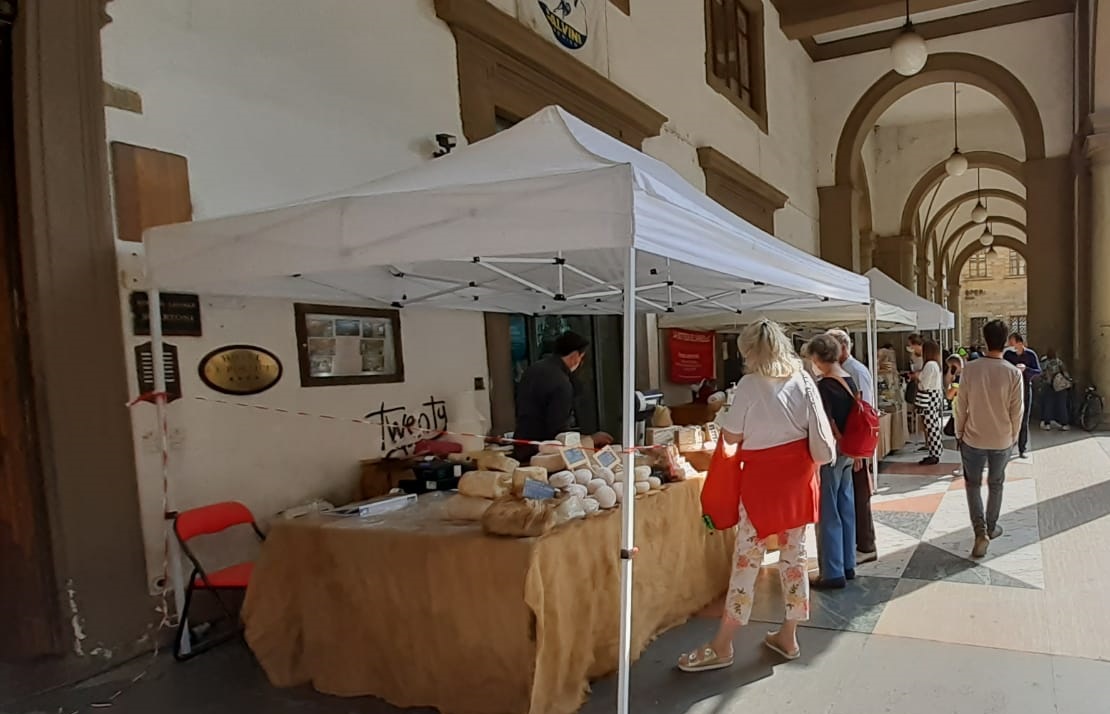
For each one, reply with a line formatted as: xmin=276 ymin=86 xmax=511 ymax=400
xmin=700 ymin=441 xmax=742 ymax=531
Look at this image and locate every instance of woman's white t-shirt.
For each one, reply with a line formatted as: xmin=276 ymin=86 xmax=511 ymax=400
xmin=918 ymin=360 xmax=943 ymax=392
xmin=717 ymin=372 xmax=809 ymax=450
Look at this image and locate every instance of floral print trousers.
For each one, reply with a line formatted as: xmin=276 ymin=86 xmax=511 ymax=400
xmin=724 ymin=501 xmax=810 ymax=625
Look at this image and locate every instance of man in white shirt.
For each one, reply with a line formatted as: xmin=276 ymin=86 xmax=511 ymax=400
xmin=955 ymin=319 xmax=1024 ymax=558
xmin=827 ymin=329 xmax=877 ymax=564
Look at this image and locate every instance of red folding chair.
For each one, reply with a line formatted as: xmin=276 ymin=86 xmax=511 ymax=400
xmin=172 ymin=501 xmax=264 ymax=661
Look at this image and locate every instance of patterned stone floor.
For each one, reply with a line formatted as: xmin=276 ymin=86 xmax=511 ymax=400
xmin=699 ymin=428 xmax=1110 ymax=659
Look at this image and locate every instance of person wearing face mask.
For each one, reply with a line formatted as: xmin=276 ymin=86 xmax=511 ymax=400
xmin=512 ymin=331 xmax=589 ymax=461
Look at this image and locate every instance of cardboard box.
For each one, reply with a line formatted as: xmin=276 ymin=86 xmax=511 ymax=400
xmin=675 ymin=426 xmax=704 ymax=447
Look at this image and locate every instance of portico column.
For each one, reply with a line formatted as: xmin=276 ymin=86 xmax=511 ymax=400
xmin=818 ymin=183 xmax=860 ymax=271
xmin=872 ymin=235 xmax=915 ymax=290
xmin=1086 ymin=118 xmax=1110 ymax=407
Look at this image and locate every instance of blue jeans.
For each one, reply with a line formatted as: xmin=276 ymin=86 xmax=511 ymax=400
xmin=960 ymin=443 xmax=1009 ymax=534
xmin=818 ymin=454 xmax=856 ymax=581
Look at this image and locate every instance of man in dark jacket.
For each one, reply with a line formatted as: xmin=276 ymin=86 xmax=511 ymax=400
xmin=513 ymin=331 xmax=589 ymax=461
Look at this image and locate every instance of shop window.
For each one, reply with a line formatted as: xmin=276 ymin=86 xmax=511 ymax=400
xmin=1007 ymin=249 xmax=1027 ymax=277
xmin=1010 ymin=315 xmax=1028 ymax=338
xmin=964 ymin=250 xmax=989 ymax=280
xmin=704 ymin=0 xmax=767 ymax=132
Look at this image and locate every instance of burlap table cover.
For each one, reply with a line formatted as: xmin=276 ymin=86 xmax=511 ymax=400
xmin=242 ymin=477 xmax=733 ymax=714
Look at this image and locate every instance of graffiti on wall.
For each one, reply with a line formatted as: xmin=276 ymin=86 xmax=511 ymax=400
xmin=364 ymin=395 xmax=448 ymax=454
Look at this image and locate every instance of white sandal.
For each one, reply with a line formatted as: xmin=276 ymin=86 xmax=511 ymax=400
xmin=763 ymin=632 xmax=800 ymax=660
xmin=677 ymin=645 xmax=734 ymax=672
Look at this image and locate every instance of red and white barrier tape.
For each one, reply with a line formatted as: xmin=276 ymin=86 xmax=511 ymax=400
xmin=128 ymin=391 xmax=662 ymax=454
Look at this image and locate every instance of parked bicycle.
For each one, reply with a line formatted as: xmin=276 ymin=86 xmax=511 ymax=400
xmin=1076 ymin=384 xmax=1104 ymax=432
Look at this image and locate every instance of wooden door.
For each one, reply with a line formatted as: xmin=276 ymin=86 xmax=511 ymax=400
xmin=0 ymin=3 xmax=63 ymax=658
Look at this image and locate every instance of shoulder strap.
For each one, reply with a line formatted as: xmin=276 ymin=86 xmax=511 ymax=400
xmin=827 ymin=374 xmax=861 ymax=402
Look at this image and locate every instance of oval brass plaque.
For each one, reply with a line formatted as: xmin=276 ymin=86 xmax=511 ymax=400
xmin=198 ymin=345 xmax=283 ymax=396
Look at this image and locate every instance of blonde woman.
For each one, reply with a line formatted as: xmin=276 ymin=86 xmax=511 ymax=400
xmin=678 ymin=320 xmax=835 ymax=671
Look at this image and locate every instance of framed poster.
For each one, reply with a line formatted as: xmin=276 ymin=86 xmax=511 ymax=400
xmin=293 ymin=304 xmax=404 ymax=387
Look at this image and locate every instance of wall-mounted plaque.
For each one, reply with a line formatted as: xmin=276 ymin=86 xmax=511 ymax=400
xmin=198 ymin=345 xmax=283 ymax=396
xmin=130 ymin=292 xmax=202 ymax=337
xmin=294 ymin=303 xmax=404 ymax=387
xmin=134 ymin=342 xmax=183 ymax=402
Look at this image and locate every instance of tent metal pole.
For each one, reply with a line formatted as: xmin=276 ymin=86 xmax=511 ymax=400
xmin=149 ymin=289 xmax=189 ymax=655
xmin=617 ymin=247 xmax=637 ymax=714
xmin=867 ymin=300 xmax=879 ymax=494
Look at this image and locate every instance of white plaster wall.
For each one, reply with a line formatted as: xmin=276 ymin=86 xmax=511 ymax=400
xmin=101 ymin=0 xmax=824 ymax=582
xmin=869 ymin=110 xmax=1025 ymax=234
xmin=813 ymin=14 xmax=1075 ymax=187
xmin=102 ymin=0 xmax=485 ymax=587
xmin=608 ymin=0 xmax=820 ymax=251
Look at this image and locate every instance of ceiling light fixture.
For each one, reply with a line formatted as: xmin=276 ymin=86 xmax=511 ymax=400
xmin=945 ymin=83 xmax=968 ymax=177
xmin=979 ymin=220 xmax=995 ymax=248
xmin=891 ymin=0 xmax=927 ymax=76
xmin=971 ymin=168 xmax=988 ymax=223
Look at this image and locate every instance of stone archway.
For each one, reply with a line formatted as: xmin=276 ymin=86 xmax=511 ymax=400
xmin=834 ymin=53 xmax=1046 ymax=188
xmin=922 ymin=189 xmax=1025 ymax=250
xmin=938 ymin=216 xmax=1027 ymax=271
xmin=948 ymin=235 xmax=1029 ymax=344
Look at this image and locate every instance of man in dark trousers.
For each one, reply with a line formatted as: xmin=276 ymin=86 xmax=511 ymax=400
xmin=1003 ymin=332 xmax=1041 ymax=458
xmin=513 ymin=331 xmax=589 ymax=461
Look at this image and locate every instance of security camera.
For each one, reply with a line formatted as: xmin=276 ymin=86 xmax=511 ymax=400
xmin=433 ymin=133 xmax=457 ymax=158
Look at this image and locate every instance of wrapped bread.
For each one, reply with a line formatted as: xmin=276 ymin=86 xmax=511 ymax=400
xmin=458 ymin=471 xmax=512 ymax=499
xmin=581 ymin=497 xmax=601 ymax=515
xmin=564 ymin=483 xmax=589 ymax=500
xmin=481 ymin=497 xmax=555 ymax=538
xmin=531 ymin=453 xmax=566 ymax=472
xmin=574 ymin=469 xmax=594 ymax=486
xmin=648 ymin=476 xmax=662 ymax=490
xmin=594 ymin=485 xmax=617 ymax=509
xmin=553 ymin=495 xmax=587 ymax=525
xmin=475 ymin=451 xmax=520 ymax=474
xmin=514 ymin=466 xmax=548 ymax=484
xmin=549 ymin=470 xmax=575 ymax=489
xmin=587 ymin=478 xmax=607 ymax=495
xmin=439 ymin=495 xmax=493 ymax=521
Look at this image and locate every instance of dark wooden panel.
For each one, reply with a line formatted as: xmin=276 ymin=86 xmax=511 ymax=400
xmin=110 ymin=142 xmax=192 ymax=243
xmin=0 ymin=12 xmax=62 ymax=658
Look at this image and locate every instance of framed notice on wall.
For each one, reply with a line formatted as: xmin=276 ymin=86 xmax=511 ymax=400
xmin=294 ymin=303 xmax=404 ymax=387
xmin=668 ymin=329 xmax=716 ymax=384
xmin=130 ymin=292 xmax=202 ymax=337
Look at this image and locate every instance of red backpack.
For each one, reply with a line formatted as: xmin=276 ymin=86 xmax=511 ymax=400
xmin=827 ymin=375 xmax=881 ymax=459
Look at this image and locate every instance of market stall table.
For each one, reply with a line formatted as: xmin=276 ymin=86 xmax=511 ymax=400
xmin=242 ymin=477 xmax=733 ymax=714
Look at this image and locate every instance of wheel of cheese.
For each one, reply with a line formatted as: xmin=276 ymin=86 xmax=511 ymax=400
xmin=549 ymin=471 xmax=575 ymax=489
xmin=581 ymin=497 xmax=601 ymax=515
xmin=596 ymin=467 xmax=616 ymax=485
xmin=594 ymin=485 xmax=617 ymax=509
xmin=648 ymin=476 xmax=662 ymax=490
xmin=634 ymin=481 xmax=651 ymax=494
xmin=538 ymin=441 xmax=563 ymax=455
xmin=564 ymin=484 xmax=589 ymax=500
xmin=587 ymin=478 xmax=607 ymax=495
xmin=634 ymin=465 xmax=652 ymax=483
xmin=574 ymin=469 xmax=594 ymax=486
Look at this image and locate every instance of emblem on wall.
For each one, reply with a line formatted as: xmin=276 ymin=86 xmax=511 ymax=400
xmin=517 ymin=0 xmax=608 ymax=74
xmin=198 ymin=345 xmax=283 ymax=396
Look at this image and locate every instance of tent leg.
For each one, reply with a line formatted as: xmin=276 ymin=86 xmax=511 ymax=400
xmin=867 ymin=300 xmax=879 ymax=493
xmin=150 ymin=289 xmax=189 ymax=655
xmin=617 ymin=248 xmax=637 ymax=714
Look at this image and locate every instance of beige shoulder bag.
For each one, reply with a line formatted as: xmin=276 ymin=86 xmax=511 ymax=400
xmin=801 ymin=371 xmax=837 ymax=465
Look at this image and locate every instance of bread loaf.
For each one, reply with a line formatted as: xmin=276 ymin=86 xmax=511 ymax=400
xmin=475 ymin=451 xmax=520 ymax=474
xmin=458 ymin=471 xmax=512 ymax=499
xmin=439 ymin=495 xmax=493 ymax=521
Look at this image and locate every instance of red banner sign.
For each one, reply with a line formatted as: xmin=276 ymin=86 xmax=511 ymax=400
xmin=668 ymin=329 xmax=716 ymax=384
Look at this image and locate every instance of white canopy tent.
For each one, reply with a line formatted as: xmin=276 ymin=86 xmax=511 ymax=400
xmin=142 ymin=106 xmax=871 ymax=710
xmin=865 ymin=268 xmax=955 ymax=332
xmin=657 ymin=300 xmax=917 ymax=333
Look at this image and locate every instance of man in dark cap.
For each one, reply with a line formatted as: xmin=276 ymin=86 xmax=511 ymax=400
xmin=513 ymin=331 xmax=590 ymax=461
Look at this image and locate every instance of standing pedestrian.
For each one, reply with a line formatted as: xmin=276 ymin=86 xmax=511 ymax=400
xmin=826 ymin=329 xmax=877 ymax=565
xmin=1039 ymin=349 xmax=1072 ymax=431
xmin=955 ymin=320 xmax=1023 ymax=558
xmin=915 ymin=340 xmax=945 ymax=465
xmin=806 ymin=334 xmax=858 ymax=590
xmin=1003 ymin=333 xmax=1041 ymax=458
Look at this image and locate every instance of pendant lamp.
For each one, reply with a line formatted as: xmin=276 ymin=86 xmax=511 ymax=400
xmin=945 ymin=83 xmax=967 ymax=177
xmin=971 ymin=168 xmax=988 ymax=223
xmin=891 ymin=0 xmax=927 ymax=76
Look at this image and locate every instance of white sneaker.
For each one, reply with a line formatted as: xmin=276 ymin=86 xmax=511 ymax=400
xmin=1040 ymin=422 xmax=1052 ymax=431
xmin=1060 ymin=424 xmax=1071 ymax=431
xmin=856 ymin=550 xmax=878 ymax=564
